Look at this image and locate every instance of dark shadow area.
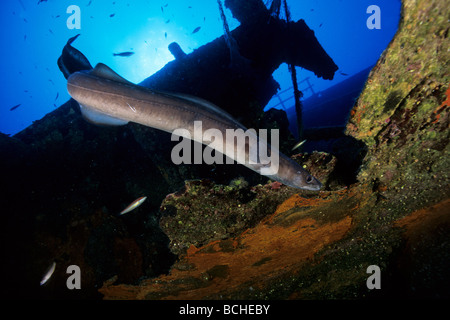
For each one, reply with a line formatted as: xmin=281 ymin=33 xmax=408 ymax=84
xmin=0 ymin=101 xmax=177 ymax=299
xmin=302 ymin=128 xmax=368 ymax=188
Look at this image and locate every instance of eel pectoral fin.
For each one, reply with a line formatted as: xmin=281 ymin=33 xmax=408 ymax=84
xmin=79 ymin=104 xmax=128 ymax=126
xmin=76 ymin=63 xmax=132 ymax=126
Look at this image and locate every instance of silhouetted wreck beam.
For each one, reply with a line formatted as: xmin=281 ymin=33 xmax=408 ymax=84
xmin=290 ymin=65 xmax=304 ymax=139
xmin=284 ymin=0 xmax=304 ymax=140
xmin=223 ymin=0 xmax=335 ymax=139
xmin=142 ymin=0 xmax=337 ymax=121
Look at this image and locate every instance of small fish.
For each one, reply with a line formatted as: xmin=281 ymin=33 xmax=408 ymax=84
xmin=120 ymin=196 xmax=147 ymax=215
xmin=319 ymin=23 xmax=323 ymax=27
xmin=113 ymin=51 xmax=134 ymax=57
xmin=48 ymin=28 xmax=53 ymax=35
xmin=55 ymin=92 xmax=59 ymax=101
xmin=55 ymin=15 xmax=60 ymax=18
xmin=87 ymin=0 xmax=92 ymax=6
xmin=40 ymin=261 xmax=56 ymax=286
xmin=161 ymin=6 xmax=163 ymax=13
xmin=192 ymin=26 xmax=201 ymax=34
xmin=165 ymin=19 xmax=170 ymax=23
xmin=164 ymin=32 xmax=167 ymax=39
xmin=339 ymin=71 xmax=348 ymax=76
xmin=37 ymin=0 xmax=47 ymax=4
xmin=110 ymin=13 xmax=115 ymax=18
xmin=291 ymin=139 xmax=307 ymax=151
xmin=10 ymin=104 xmax=21 ymax=111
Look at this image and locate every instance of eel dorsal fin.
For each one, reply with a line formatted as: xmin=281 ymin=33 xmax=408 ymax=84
xmin=90 ymin=63 xmax=134 ymax=85
xmin=169 ymin=92 xmax=247 ymax=130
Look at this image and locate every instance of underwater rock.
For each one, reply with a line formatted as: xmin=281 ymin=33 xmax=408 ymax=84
xmin=346 ymin=0 xmax=450 ymax=212
xmin=393 ymin=199 xmax=450 ymax=298
xmin=158 ymin=149 xmax=340 ymax=256
xmin=159 ymin=179 xmax=298 ymax=255
xmin=100 ymin=187 xmax=357 ymax=299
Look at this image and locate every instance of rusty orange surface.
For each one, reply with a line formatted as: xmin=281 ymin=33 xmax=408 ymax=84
xmin=100 ymin=192 xmax=354 ymax=299
xmin=395 ymin=198 xmax=450 ymax=242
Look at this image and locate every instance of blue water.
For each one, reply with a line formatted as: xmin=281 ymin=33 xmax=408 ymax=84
xmin=0 ymin=0 xmax=400 ymax=136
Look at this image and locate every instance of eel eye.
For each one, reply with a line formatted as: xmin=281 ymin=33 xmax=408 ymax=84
xmin=306 ymin=175 xmax=313 ymax=183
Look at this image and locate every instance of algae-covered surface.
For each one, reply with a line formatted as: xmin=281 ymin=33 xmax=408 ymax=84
xmin=347 ymin=0 xmax=449 ymax=207
xmin=159 ymin=150 xmax=338 ymax=255
xmin=100 ymin=0 xmax=449 ymax=299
